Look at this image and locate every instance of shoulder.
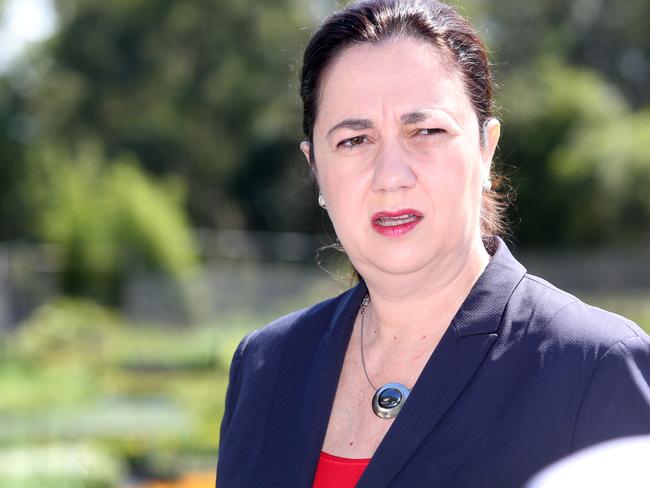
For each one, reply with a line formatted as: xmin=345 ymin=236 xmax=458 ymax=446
xmin=234 ymin=284 xmax=360 ymax=372
xmin=505 ymin=271 xmax=650 ymax=447
xmin=513 ymin=272 xmax=647 ymax=354
xmin=220 ymin=284 xmax=360 ymax=435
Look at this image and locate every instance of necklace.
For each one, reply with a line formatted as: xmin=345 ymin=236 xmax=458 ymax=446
xmin=359 ymin=294 xmax=411 ymax=419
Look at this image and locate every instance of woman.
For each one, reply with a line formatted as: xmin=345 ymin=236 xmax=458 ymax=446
xmin=216 ymin=1 xmax=650 ymax=487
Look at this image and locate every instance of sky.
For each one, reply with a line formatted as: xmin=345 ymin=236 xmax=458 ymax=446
xmin=0 ymin=0 xmax=57 ymax=71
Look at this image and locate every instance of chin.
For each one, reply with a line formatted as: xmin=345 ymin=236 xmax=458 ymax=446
xmin=375 ymin=263 xmax=425 ymax=276
xmin=362 ymin=250 xmax=434 ymax=276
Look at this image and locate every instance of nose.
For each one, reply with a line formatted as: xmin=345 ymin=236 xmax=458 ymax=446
xmin=371 ymin=141 xmax=417 ymax=193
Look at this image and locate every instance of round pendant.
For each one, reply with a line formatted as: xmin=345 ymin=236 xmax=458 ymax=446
xmin=372 ymin=383 xmax=410 ymax=419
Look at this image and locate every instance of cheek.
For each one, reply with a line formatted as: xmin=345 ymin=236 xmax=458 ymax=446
xmin=318 ymin=169 xmax=363 ymax=226
xmin=425 ymin=149 xmax=476 ymax=193
xmin=317 ymin=157 xmax=370 ymax=201
xmin=421 ymin=150 xmax=482 ymax=221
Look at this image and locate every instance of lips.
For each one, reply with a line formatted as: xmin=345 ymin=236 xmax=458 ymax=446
xmin=374 ymin=214 xmax=420 ymax=227
xmin=371 ymin=209 xmax=423 ymax=237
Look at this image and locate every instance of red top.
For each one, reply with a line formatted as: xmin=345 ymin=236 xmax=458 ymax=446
xmin=312 ymin=451 xmax=371 ymax=488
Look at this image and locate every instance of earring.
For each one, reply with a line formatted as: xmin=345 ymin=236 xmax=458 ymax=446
xmin=482 ymin=177 xmax=491 ymax=192
xmin=318 ymin=194 xmax=327 ymax=209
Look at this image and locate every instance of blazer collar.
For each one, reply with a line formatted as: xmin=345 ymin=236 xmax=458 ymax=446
xmin=267 ymin=237 xmax=527 ymax=487
xmin=452 ymin=236 xmax=527 ymax=337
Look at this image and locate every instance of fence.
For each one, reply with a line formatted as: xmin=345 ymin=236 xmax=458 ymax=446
xmin=1 ymin=231 xmax=649 ymax=331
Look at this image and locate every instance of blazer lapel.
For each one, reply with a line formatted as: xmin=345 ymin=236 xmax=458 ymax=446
xmin=357 ymin=239 xmax=527 ymax=488
xmin=262 ymin=281 xmax=368 ymax=487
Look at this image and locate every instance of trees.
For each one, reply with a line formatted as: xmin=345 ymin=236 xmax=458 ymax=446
xmin=462 ymin=0 xmax=650 ymax=245
xmin=33 ymin=0 xmax=314 ymax=230
xmin=0 ymin=0 xmax=648 ymax=250
xmin=20 ymin=143 xmax=197 ymax=303
xmin=1 ymin=0 xmax=315 ymax=303
xmin=497 ymin=56 xmax=650 ymax=245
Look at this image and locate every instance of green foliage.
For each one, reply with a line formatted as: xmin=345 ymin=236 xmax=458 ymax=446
xmin=465 ymin=0 xmax=650 ymax=106
xmin=499 ymin=57 xmax=650 ymax=245
xmin=0 ymin=443 xmax=124 ymax=488
xmin=502 ymin=57 xmax=627 ymax=129
xmin=0 ymin=296 xmax=252 ymax=480
xmin=0 ymin=79 xmax=29 ymax=239
xmin=31 ymin=0 xmax=314 ymax=230
xmin=8 ymin=297 xmax=122 ymax=360
xmin=550 ymin=110 xmax=650 ymax=243
xmin=0 ymin=360 xmax=96 ymax=413
xmin=23 ymin=144 xmax=197 ymax=303
xmin=0 ymin=298 xmax=121 ymax=412
xmin=2 ymin=0 xmax=649 ymax=248
xmin=110 ymin=323 xmax=239 ymax=372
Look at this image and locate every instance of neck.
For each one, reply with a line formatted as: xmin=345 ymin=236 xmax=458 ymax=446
xmin=359 ymin=237 xmax=490 ymax=344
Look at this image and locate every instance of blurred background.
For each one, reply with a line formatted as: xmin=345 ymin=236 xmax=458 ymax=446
xmin=0 ymin=0 xmax=648 ymax=486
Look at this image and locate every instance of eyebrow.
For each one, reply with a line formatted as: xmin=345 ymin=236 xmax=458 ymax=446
xmin=326 ymin=118 xmax=373 ymax=137
xmin=401 ymin=110 xmax=441 ymax=124
xmin=326 ymin=110 xmax=458 ymax=138
xmin=401 ymin=111 xmax=429 ymax=124
xmin=403 ymin=109 xmax=462 ymax=131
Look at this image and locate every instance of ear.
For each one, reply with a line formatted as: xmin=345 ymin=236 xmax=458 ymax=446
xmin=301 ymin=141 xmax=319 ymax=178
xmin=300 ymin=141 xmax=312 ymax=164
xmin=481 ymin=118 xmax=500 ymax=174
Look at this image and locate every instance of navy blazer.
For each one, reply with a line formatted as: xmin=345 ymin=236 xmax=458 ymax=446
xmin=217 ymin=238 xmax=650 ymax=487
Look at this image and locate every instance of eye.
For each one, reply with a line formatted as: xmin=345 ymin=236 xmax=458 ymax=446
xmin=415 ymin=128 xmax=445 ymax=137
xmin=337 ymin=135 xmax=368 ymax=149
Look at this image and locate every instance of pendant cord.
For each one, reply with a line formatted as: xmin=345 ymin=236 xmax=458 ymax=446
xmin=359 ymin=294 xmax=378 ymax=391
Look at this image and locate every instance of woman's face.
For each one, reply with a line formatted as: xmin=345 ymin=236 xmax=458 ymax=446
xmin=303 ymin=37 xmax=500 ymax=278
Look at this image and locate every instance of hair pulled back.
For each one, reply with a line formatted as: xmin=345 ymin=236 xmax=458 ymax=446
xmin=299 ymin=0 xmax=508 ymax=241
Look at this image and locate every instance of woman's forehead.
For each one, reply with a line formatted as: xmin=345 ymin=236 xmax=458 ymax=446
xmin=316 ymin=37 xmax=475 ymax=129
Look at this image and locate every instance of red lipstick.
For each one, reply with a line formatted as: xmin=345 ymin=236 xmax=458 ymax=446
xmin=371 ymin=209 xmax=423 ymax=238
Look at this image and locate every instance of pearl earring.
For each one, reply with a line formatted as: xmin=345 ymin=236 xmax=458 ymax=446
xmin=318 ymin=194 xmax=327 ymax=209
xmin=482 ymin=178 xmax=491 ymax=192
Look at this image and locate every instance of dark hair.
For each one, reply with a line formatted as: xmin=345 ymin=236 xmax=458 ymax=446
xmin=300 ymin=0 xmax=508 ymax=242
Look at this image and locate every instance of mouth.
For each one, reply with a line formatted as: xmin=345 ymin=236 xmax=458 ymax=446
xmin=371 ymin=209 xmax=423 ymax=237
xmin=374 ymin=214 xmax=421 ymax=226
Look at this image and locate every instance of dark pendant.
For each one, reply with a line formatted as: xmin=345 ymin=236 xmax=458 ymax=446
xmin=372 ymin=383 xmax=410 ymax=419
